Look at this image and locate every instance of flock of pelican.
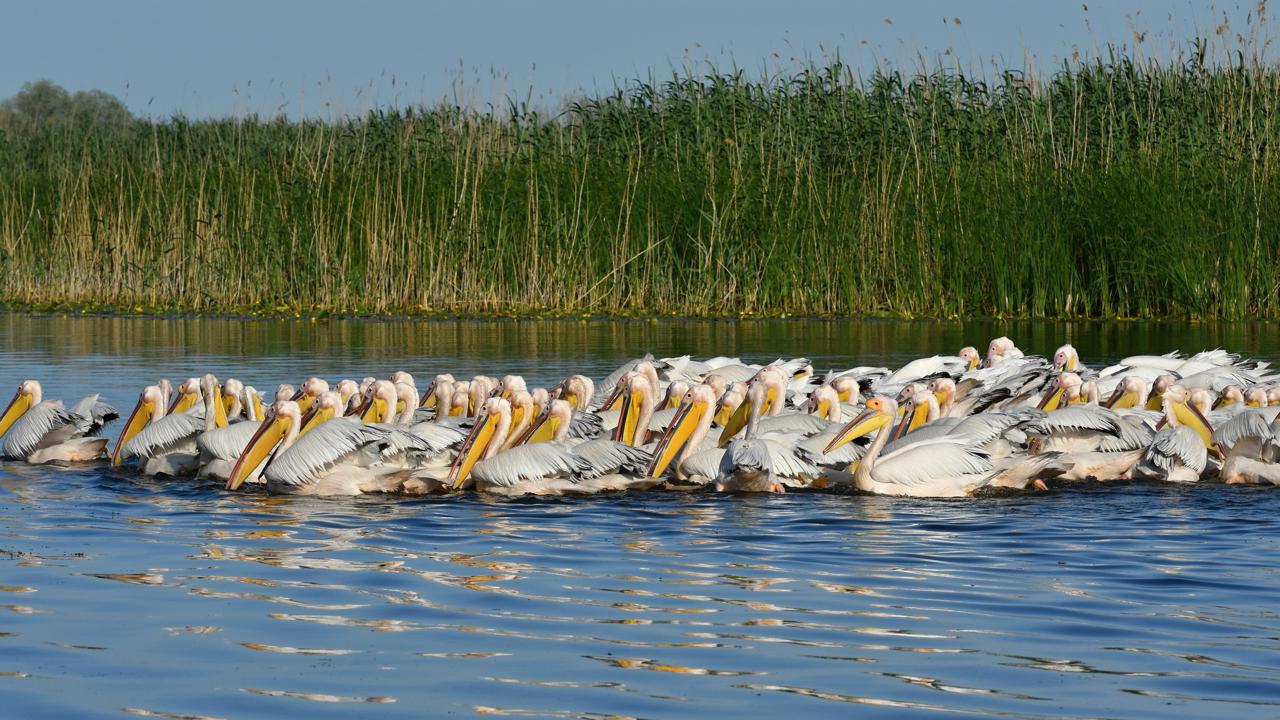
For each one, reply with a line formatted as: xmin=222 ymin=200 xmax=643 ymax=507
xmin=3 ymin=336 xmax=1280 ymax=497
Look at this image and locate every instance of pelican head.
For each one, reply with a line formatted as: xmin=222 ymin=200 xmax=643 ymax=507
xmin=334 ymin=379 xmax=361 ymax=414
xmin=614 ymin=372 xmax=656 ymax=447
xmin=663 ymin=381 xmax=690 ymax=410
xmin=0 ymin=380 xmax=42 ymax=442
xmin=530 ymin=387 xmax=550 ymax=414
xmin=275 ymin=384 xmax=296 ymax=403
xmin=929 ymin=377 xmax=956 ymax=411
xmin=714 ymin=383 xmax=747 ymax=427
xmin=806 ymin=385 xmax=842 ymax=422
xmin=226 ymin=400 xmax=302 ymax=491
xmin=893 ymin=385 xmax=937 ymax=440
xmin=1037 ymin=373 xmax=1082 ymax=411
xmin=292 ymin=377 xmax=329 ymax=413
xmin=1147 ymin=374 xmax=1175 ymax=411
xmin=553 ymin=374 xmax=594 ymax=411
xmin=1104 ymin=376 xmax=1148 ymax=409
xmin=1053 ymin=344 xmax=1079 ymax=372
xmin=390 ymin=371 xmax=415 ymax=389
xmin=830 ymin=376 xmax=861 ymax=405
xmin=420 ymin=374 xmax=454 ymax=408
xmin=958 ymin=346 xmax=980 ymax=372
xmin=495 ymin=375 xmax=527 ymax=400
xmin=824 ymin=396 xmax=897 ymax=453
xmin=648 ymin=384 xmax=717 ymax=478
xmin=171 ymin=378 xmax=202 ymax=414
xmin=111 ymin=384 xmax=166 ymax=465
xmin=242 ymin=385 xmax=264 ymax=421
xmin=359 ymin=380 xmax=398 ymax=423
xmin=200 ymin=373 xmax=229 ymax=430
xmin=1268 ymin=386 xmax=1280 ymax=406
xmin=1245 ymin=387 xmax=1268 ymax=408
xmin=300 ymin=391 xmax=342 ymax=434
xmin=223 ymin=378 xmax=245 ymax=418
xmin=1215 ymin=384 xmax=1245 ymax=410
xmin=982 ymin=336 xmax=1017 ymax=368
xmin=516 ymin=398 xmax=573 ymax=446
xmin=448 ymin=397 xmax=512 ymax=488
xmin=703 ymin=373 xmax=727 ymax=399
xmin=1160 ymin=384 xmax=1214 ymax=448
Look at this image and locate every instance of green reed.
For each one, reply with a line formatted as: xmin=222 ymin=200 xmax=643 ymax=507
xmin=1 ymin=41 xmax=1278 ymax=319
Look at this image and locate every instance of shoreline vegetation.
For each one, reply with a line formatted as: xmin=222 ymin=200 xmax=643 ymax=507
xmin=2 ymin=37 xmax=1279 ymax=320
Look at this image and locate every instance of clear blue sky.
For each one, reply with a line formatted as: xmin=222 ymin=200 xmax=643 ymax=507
xmin=1 ymin=1 xmax=1267 ymax=118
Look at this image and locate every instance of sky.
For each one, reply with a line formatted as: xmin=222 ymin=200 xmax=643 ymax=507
xmin=1 ymin=1 xmax=1270 ymax=118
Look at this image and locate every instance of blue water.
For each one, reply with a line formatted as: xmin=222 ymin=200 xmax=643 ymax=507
xmin=2 ymin=314 xmax=1279 ymax=719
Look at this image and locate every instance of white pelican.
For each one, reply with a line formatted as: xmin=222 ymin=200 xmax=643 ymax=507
xmin=419 ymin=373 xmax=454 ymax=409
xmin=225 ymin=400 xmax=422 ymax=496
xmin=292 ymin=377 xmax=329 ymax=413
xmin=824 ymin=397 xmax=1051 ymax=497
xmin=552 ymin=374 xmax=595 ymax=411
xmin=1053 ymin=344 xmax=1080 ymax=372
xmin=1129 ymin=425 xmax=1207 ymax=483
xmin=0 ymin=380 xmax=118 ymax=464
xmin=115 ymin=375 xmax=229 ymax=475
xmin=447 ymin=397 xmax=651 ymax=496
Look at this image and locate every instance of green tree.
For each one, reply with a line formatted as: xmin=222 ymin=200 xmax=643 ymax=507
xmin=0 ymin=79 xmax=131 ymax=129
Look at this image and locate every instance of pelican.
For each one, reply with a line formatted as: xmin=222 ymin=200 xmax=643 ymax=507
xmin=419 ymin=373 xmax=454 ymax=409
xmin=824 ymin=397 xmax=1053 ymax=497
xmin=0 ymin=380 xmax=118 ymax=464
xmin=292 ymin=377 xmax=329 ymax=413
xmin=552 ymin=374 xmax=595 ymax=411
xmin=1128 ymin=425 xmax=1207 ymax=483
xmin=115 ymin=374 xmax=228 ymax=475
xmin=1053 ymin=344 xmax=1080 ymax=372
xmin=447 ymin=397 xmax=651 ymax=496
xmin=225 ymin=400 xmax=422 ymax=496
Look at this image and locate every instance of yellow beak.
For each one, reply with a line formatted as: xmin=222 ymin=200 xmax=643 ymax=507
xmin=824 ymin=408 xmax=890 ymax=453
xmin=449 ymin=412 xmax=499 ymax=489
xmin=226 ymin=415 xmax=290 ymax=491
xmin=172 ymin=389 xmax=200 ymax=414
xmin=360 ymin=396 xmax=387 ymax=424
xmin=1037 ymin=386 xmax=1065 ymax=411
xmin=0 ymin=390 xmax=33 ymax=441
xmin=718 ymin=398 xmax=751 ymax=447
xmin=648 ymin=400 xmax=704 ymax=477
xmin=111 ymin=398 xmax=153 ymax=466
xmin=1172 ymin=401 xmax=1214 ymax=449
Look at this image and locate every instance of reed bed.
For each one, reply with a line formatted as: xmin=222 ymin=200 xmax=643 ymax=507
xmin=2 ymin=42 xmax=1279 ymax=319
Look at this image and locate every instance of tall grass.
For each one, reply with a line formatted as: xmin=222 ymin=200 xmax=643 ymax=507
xmin=2 ymin=39 xmax=1279 ymax=318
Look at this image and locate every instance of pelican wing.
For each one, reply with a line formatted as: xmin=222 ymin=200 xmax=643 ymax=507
xmin=873 ymin=439 xmax=993 ymax=488
xmin=681 ymin=448 xmax=725 ymax=480
xmin=1212 ymin=410 xmax=1272 ymax=450
xmin=405 ymin=421 xmax=468 ymax=454
xmin=1143 ymin=425 xmax=1207 ymax=475
xmin=1025 ymin=406 xmax=1121 ymax=435
xmin=68 ymin=394 xmax=119 ymax=435
xmin=759 ymin=437 xmax=820 ymax=478
xmin=796 ymin=428 xmax=864 ymax=466
xmin=570 ymin=438 xmax=651 ymax=478
xmin=266 ymin=419 xmax=389 ymax=488
xmin=1 ymin=402 xmax=73 ymax=459
xmin=1096 ymin=418 xmax=1154 ymax=452
xmin=757 ymin=413 xmax=832 ymax=436
xmin=471 ymin=442 xmax=592 ymax=488
xmin=569 ymin=410 xmax=603 ymax=439
xmin=121 ymin=407 xmax=204 ymax=460
xmin=720 ymin=438 xmax=772 ymax=477
xmin=197 ymin=421 xmax=263 ymax=461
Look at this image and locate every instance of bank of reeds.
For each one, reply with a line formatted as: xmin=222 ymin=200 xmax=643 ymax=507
xmin=2 ymin=41 xmax=1279 ymax=318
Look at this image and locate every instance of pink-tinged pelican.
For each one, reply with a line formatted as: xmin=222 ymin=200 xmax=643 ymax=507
xmin=1103 ymin=376 xmax=1149 ymax=410
xmin=0 ymin=380 xmax=118 ymax=464
xmin=552 ymin=374 xmax=595 ymax=412
xmin=420 ymin=374 xmax=454 ymax=409
xmin=958 ymin=346 xmax=981 ymax=372
xmin=112 ymin=384 xmax=167 ymax=465
xmin=446 ymin=397 xmax=651 ymax=496
xmin=1053 ymin=344 xmax=1080 ymax=372
xmin=291 ymin=377 xmax=329 ymax=414
xmin=115 ymin=374 xmax=229 ymax=475
xmin=613 ymin=373 xmax=658 ymax=447
xmin=225 ymin=400 xmax=424 ymax=496
xmin=824 ymin=397 xmax=1052 ymax=497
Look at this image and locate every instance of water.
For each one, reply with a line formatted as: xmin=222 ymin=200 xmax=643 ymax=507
xmin=2 ymin=313 xmax=1279 ymax=719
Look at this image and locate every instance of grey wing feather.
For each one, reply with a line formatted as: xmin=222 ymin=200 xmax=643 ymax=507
xmin=405 ymin=421 xmax=468 ymax=454
xmin=1026 ymin=407 xmax=1121 ymax=435
xmin=197 ymin=421 xmax=263 ymax=461
xmin=681 ymin=448 xmax=725 ymax=480
xmin=2 ymin=402 xmax=73 ymax=458
xmin=1144 ymin=426 xmax=1207 ymax=474
xmin=724 ymin=438 xmax=772 ymax=475
xmin=1213 ymin=410 xmax=1272 ymax=450
xmin=471 ymin=442 xmax=592 ymax=488
xmin=121 ymin=408 xmax=204 ymax=459
xmin=874 ymin=439 xmax=994 ymax=487
xmin=571 ymin=438 xmax=651 ymax=478
xmin=68 ymin=394 xmax=119 ymax=435
xmin=759 ymin=437 xmax=819 ymax=478
xmin=1096 ymin=417 xmax=1155 ymax=452
xmin=757 ymin=413 xmax=831 ymax=436
xmin=266 ymin=419 xmax=387 ymax=487
xmin=569 ymin=411 xmax=603 ymax=439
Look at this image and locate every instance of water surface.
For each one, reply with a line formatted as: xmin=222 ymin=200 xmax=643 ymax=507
xmin=2 ymin=314 xmax=1279 ymax=719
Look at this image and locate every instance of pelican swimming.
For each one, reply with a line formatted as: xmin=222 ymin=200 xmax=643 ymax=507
xmin=225 ymin=400 xmax=428 ymax=496
xmin=0 ymin=380 xmax=118 ymax=464
xmin=114 ymin=374 xmax=229 ymax=475
xmin=447 ymin=397 xmax=652 ymax=496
